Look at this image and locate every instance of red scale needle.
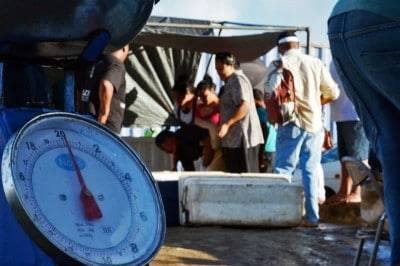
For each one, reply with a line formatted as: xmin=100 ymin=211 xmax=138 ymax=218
xmin=63 ymin=134 xmax=103 ymax=220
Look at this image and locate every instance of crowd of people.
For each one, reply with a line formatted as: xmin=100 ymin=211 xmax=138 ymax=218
xmin=153 ymin=31 xmax=381 ymax=232
xmin=9 ymin=27 xmax=377 ymax=237
xmin=156 ymin=52 xmax=269 ymax=173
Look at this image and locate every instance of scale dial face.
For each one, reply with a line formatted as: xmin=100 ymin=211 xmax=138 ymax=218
xmin=2 ymin=112 xmax=165 ymax=265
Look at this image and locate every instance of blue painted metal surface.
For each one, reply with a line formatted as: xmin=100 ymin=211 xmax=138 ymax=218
xmin=0 ymin=25 xmax=115 ymax=265
xmin=0 ymin=108 xmax=55 ymax=265
xmin=0 ymin=0 xmax=155 ymax=59
xmin=63 ymin=71 xmax=75 ymax=113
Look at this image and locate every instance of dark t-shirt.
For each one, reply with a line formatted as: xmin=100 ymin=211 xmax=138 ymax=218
xmin=175 ymin=125 xmax=209 ymax=171
xmin=89 ymin=54 xmax=126 ymax=133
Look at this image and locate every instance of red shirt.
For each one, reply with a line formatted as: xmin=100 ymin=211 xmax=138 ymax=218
xmin=195 ymin=103 xmax=220 ymax=125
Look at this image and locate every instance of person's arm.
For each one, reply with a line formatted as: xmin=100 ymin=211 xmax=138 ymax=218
xmin=264 ymin=62 xmax=283 ymax=97
xmin=201 ymin=136 xmax=214 ymax=167
xmin=98 ymin=79 xmax=114 ymax=124
xmin=320 ymin=64 xmax=340 ymax=104
xmin=217 ymin=100 xmax=249 ymax=138
xmin=194 ymin=117 xmax=219 ymax=149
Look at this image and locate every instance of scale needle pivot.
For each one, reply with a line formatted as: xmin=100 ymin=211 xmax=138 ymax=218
xmin=63 ymin=133 xmax=103 ymax=220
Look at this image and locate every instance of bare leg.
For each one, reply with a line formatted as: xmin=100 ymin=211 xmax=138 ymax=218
xmin=347 ymin=182 xmax=361 ymax=202
xmin=325 ymin=163 xmax=361 ymax=204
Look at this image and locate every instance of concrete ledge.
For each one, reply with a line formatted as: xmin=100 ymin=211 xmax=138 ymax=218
xmin=240 ymin=173 xmax=291 ymax=183
xmin=153 ymin=172 xmax=302 ymax=227
xmin=319 ymin=203 xmax=362 ymax=225
xmin=179 ymin=176 xmax=303 ymax=227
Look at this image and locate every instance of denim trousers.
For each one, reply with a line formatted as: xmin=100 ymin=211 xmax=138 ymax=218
xmin=328 ymin=10 xmax=400 ymax=265
xmin=274 ymin=123 xmax=322 ymax=224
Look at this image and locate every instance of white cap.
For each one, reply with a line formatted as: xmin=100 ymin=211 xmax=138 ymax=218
xmin=278 ymin=36 xmax=299 ymax=44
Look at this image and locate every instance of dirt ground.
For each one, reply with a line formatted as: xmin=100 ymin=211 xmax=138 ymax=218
xmin=150 ymin=223 xmax=391 ymax=266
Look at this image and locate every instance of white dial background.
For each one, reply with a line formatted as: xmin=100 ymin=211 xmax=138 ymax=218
xmin=6 ymin=113 xmax=165 ymax=265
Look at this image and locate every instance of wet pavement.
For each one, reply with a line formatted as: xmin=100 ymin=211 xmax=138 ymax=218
xmin=150 ymin=223 xmax=391 ymax=266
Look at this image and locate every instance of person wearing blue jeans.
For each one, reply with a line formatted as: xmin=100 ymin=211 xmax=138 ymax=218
xmin=265 ymin=32 xmax=339 ymax=227
xmin=328 ymin=1 xmax=400 ymax=264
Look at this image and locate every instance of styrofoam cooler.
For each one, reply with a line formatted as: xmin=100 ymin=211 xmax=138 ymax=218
xmin=152 ymin=171 xmax=241 ymax=226
xmin=240 ymin=172 xmax=291 ymax=183
xmin=179 ymin=174 xmax=304 ymax=227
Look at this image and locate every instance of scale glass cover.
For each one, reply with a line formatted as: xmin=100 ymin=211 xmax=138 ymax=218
xmin=2 ymin=112 xmax=165 ymax=265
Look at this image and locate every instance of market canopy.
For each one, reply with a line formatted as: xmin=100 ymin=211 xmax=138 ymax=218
xmin=134 ymin=30 xmax=282 ymax=62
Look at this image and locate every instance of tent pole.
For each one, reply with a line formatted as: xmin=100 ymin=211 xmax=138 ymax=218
xmin=306 ymin=27 xmax=311 ymax=55
xmin=145 ymin=21 xmax=308 ymax=33
xmin=202 ymin=22 xmax=225 ymax=79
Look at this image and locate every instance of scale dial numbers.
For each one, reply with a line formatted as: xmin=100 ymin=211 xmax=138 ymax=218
xmin=2 ymin=112 xmax=165 ymax=265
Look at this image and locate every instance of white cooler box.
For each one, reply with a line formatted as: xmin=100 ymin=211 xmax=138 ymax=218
xmin=179 ymin=174 xmax=304 ymax=227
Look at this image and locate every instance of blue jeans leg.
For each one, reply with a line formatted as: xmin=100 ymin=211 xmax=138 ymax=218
xmin=274 ymin=123 xmax=321 ymax=223
xmin=299 ymin=129 xmax=322 ymax=223
xmin=329 ymin=10 xmax=400 ymax=265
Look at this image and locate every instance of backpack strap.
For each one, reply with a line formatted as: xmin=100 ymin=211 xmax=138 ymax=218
xmin=77 ymin=30 xmax=111 ymax=114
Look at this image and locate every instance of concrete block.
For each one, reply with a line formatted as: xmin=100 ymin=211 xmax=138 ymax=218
xmin=319 ymin=203 xmax=362 ymax=225
xmin=240 ymin=173 xmax=291 ymax=183
xmin=179 ymin=176 xmax=303 ymax=227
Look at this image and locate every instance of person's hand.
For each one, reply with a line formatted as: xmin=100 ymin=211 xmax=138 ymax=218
xmin=202 ymin=138 xmax=214 ymax=167
xmin=217 ymin=123 xmax=229 ymax=138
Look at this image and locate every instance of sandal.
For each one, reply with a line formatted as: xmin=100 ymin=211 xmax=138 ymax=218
xmin=300 ymin=220 xmax=318 ymax=228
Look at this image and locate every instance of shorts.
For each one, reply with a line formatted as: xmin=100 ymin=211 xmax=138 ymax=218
xmin=336 ymin=121 xmax=369 ymax=160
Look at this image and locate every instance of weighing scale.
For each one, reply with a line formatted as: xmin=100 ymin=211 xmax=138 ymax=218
xmin=0 ymin=1 xmax=166 ymax=265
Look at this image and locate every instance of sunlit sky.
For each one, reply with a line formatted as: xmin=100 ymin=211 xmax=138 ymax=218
xmin=151 ymin=0 xmax=338 ymax=46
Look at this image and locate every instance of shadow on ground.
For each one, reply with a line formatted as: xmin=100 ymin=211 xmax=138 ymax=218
xmin=151 ymin=223 xmax=390 ymax=266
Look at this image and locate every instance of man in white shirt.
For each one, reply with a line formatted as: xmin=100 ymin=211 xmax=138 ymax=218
xmin=265 ymin=32 xmax=340 ymax=227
